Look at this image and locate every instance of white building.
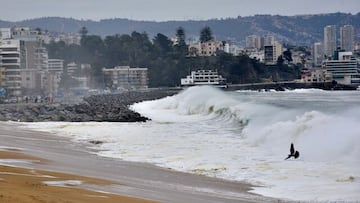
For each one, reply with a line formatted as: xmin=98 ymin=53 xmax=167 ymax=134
xmin=181 ymin=70 xmax=226 ymax=86
xmin=0 ymin=28 xmax=11 ymax=39
xmin=301 ymin=69 xmax=326 ymax=83
xmin=248 ymin=50 xmax=265 ymax=62
xmin=103 ymin=66 xmax=148 ymax=90
xmin=323 ymin=51 xmax=360 ymax=85
xmin=0 ymin=39 xmax=25 ymax=97
xmin=59 ymin=33 xmax=81 ymax=45
xmin=224 ymin=42 xmax=243 ymax=56
xmin=67 ymin=62 xmax=78 ymax=76
xmin=0 ymin=27 xmax=50 ymax=97
xmin=188 ymin=40 xmax=224 ymax=56
xmin=45 ymin=59 xmax=64 ymax=95
xmin=340 ymin=25 xmax=355 ymax=52
xmin=12 ymin=27 xmax=40 ymax=42
xmin=324 ymin=25 xmax=337 ymax=59
xmin=48 ymin=59 xmax=64 ymax=73
xmin=313 ymin=42 xmax=323 ymax=67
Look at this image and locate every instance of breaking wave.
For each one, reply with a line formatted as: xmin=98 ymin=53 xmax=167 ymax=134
xmin=132 ymin=86 xmax=360 ymax=162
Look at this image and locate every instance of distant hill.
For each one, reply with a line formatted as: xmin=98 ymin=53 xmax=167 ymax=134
xmin=0 ymin=13 xmax=359 ymax=45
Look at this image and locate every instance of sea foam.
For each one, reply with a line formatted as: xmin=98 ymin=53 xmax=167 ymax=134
xmin=23 ymin=86 xmax=360 ymax=202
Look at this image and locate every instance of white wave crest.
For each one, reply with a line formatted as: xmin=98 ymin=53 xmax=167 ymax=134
xmin=131 ymin=86 xmax=250 ymax=125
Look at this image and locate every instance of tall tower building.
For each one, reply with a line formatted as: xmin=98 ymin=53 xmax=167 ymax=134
xmin=264 ymin=35 xmax=276 ymax=46
xmin=340 ymin=25 xmax=354 ymax=52
xmin=245 ymin=35 xmax=263 ymax=49
xmin=324 ymin=25 xmax=337 ymax=59
xmin=313 ymin=42 xmax=323 ymax=67
xmin=264 ymin=41 xmax=283 ymax=65
xmin=0 ymin=39 xmax=26 ymax=97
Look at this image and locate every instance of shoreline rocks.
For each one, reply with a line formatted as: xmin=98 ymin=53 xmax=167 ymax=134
xmin=0 ymin=90 xmax=179 ymax=122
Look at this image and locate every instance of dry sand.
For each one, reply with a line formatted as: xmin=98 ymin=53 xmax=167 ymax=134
xmin=0 ymin=122 xmax=275 ymax=203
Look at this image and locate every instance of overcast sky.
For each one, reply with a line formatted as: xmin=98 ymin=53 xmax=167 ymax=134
xmin=1 ymin=0 xmax=359 ymax=22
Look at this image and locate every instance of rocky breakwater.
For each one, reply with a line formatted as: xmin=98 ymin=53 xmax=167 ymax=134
xmin=0 ymin=90 xmax=178 ymax=122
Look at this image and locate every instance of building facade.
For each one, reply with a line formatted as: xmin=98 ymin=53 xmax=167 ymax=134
xmin=324 ymin=25 xmax=337 ymax=59
xmin=188 ymin=40 xmax=224 ymax=56
xmin=103 ymin=66 xmax=148 ymax=90
xmin=20 ymin=41 xmax=48 ymax=92
xmin=340 ymin=25 xmax=355 ymax=52
xmin=0 ymin=67 xmax=5 ymax=87
xmin=0 ymin=28 xmax=11 ymax=40
xmin=264 ymin=42 xmax=283 ymax=65
xmin=245 ymin=35 xmax=263 ymax=49
xmin=301 ymin=69 xmax=326 ymax=83
xmin=313 ymin=42 xmax=323 ymax=67
xmin=11 ymin=27 xmax=40 ymax=42
xmin=264 ymin=35 xmax=276 ymax=46
xmin=323 ymin=51 xmax=360 ymax=85
xmin=47 ymin=59 xmax=64 ymax=73
xmin=44 ymin=59 xmax=64 ymax=96
xmin=180 ymin=69 xmax=226 ymax=86
xmin=0 ymin=39 xmax=26 ymax=97
xmin=0 ymin=27 xmax=53 ymax=97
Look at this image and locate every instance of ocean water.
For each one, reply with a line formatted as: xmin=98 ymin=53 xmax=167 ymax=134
xmin=24 ymin=86 xmax=360 ymax=202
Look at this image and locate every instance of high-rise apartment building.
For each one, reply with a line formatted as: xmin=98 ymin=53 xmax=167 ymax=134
xmin=264 ymin=35 xmax=276 ymax=46
xmin=264 ymin=42 xmax=283 ymax=65
xmin=245 ymin=35 xmax=263 ymax=49
xmin=324 ymin=25 xmax=337 ymax=59
xmin=0 ymin=27 xmax=48 ymax=97
xmin=340 ymin=25 xmax=354 ymax=52
xmin=313 ymin=42 xmax=323 ymax=67
xmin=0 ymin=39 xmax=26 ymax=97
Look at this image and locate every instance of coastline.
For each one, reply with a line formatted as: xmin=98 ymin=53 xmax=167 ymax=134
xmin=0 ymin=151 xmax=156 ymax=203
xmin=0 ymin=121 xmax=276 ymax=203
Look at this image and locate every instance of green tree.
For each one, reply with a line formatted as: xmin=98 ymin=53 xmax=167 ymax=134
xmin=176 ymin=27 xmax=186 ymax=45
xmin=128 ymin=31 xmax=153 ymax=67
xmin=153 ymin=33 xmax=173 ymax=56
xmin=283 ymin=49 xmax=293 ymax=62
xmin=200 ymin=26 xmax=214 ymax=43
xmin=79 ymin=26 xmax=88 ymax=36
xmin=174 ymin=27 xmax=187 ymax=56
xmin=277 ymin=55 xmax=285 ymax=66
xmin=80 ymin=35 xmax=105 ymax=62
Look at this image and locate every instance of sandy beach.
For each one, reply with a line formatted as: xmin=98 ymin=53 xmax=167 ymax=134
xmin=0 ymin=121 xmax=274 ymax=203
xmin=0 ymin=151 xmax=156 ymax=203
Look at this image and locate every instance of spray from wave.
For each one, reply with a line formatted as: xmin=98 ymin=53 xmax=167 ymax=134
xmin=132 ymin=86 xmax=360 ymax=162
xmin=23 ymin=86 xmax=360 ymax=201
xmin=131 ymin=86 xmax=251 ymax=125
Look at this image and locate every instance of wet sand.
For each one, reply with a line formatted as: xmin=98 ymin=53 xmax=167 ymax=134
xmin=0 ymin=151 xmax=156 ymax=203
xmin=0 ymin=122 xmax=275 ymax=203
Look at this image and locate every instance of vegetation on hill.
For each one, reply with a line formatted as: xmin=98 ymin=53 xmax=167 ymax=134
xmin=46 ymin=28 xmax=301 ymax=88
xmin=1 ymin=13 xmax=359 ymax=45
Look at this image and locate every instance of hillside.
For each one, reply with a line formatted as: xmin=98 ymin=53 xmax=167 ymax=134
xmin=0 ymin=12 xmax=359 ymax=45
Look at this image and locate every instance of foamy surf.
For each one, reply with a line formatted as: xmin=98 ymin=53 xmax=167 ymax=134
xmin=23 ymin=86 xmax=360 ymax=202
